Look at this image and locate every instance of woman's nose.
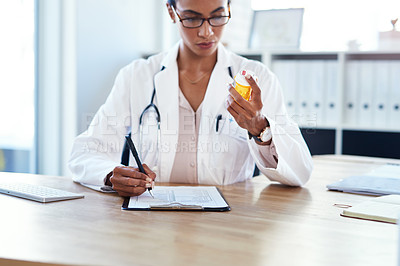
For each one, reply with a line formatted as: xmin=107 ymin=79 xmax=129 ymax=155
xmin=198 ymin=20 xmax=214 ymax=38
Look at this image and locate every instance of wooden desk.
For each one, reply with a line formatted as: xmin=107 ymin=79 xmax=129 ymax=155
xmin=0 ymin=155 xmax=398 ymax=266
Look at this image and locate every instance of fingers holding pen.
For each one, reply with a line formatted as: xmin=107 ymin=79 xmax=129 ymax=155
xmin=110 ymin=166 xmax=153 ymax=197
xmin=113 ymin=166 xmax=149 ymax=181
xmin=142 ymin=163 xmax=156 ymax=190
xmin=142 ymin=164 xmax=156 ymax=181
xmin=113 ymin=184 xmax=147 ymax=197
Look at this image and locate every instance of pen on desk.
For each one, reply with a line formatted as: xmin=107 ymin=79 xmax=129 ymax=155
xmin=124 ymin=135 xmax=154 ymax=198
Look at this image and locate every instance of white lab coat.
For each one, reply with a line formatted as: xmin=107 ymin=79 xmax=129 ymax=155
xmin=68 ymin=42 xmax=313 ymax=187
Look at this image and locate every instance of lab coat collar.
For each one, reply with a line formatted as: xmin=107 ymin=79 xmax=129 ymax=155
xmin=216 ymin=42 xmax=233 ymax=70
xmin=159 ymin=41 xmax=180 ymax=70
xmin=153 ymin=43 xmax=179 ymax=182
xmin=200 ymin=42 xmax=235 ymax=125
xmin=157 ymin=40 xmax=234 ymax=122
xmin=158 ymin=41 xmax=233 ymax=72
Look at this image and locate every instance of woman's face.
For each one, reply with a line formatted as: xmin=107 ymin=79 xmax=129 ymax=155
xmin=168 ymin=0 xmax=230 ymax=58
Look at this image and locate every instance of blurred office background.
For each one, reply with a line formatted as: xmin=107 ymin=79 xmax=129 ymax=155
xmin=0 ymin=0 xmax=399 ymax=176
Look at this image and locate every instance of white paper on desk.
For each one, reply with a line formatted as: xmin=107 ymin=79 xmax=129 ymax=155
xmin=128 ymin=186 xmax=228 ymax=209
xmin=327 ymin=164 xmax=400 ymax=195
xmin=365 ymin=164 xmax=400 ymax=179
xmin=76 ymin=182 xmax=117 ymax=193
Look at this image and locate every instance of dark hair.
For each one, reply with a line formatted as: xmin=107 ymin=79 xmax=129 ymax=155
xmin=168 ymin=0 xmax=231 ymax=8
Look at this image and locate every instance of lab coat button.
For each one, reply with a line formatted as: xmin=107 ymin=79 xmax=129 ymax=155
xmin=190 ymin=162 xmax=195 ymax=167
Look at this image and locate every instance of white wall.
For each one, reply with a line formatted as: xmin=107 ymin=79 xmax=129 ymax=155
xmin=251 ymin=0 xmax=400 ymax=51
xmin=76 ymin=0 xmax=165 ymax=133
xmin=221 ymin=0 xmax=253 ymax=52
xmin=37 ymin=0 xmax=63 ymax=175
xmin=37 ymin=0 xmax=166 ymax=176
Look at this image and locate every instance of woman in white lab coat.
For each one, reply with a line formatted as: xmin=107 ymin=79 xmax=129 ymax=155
xmin=68 ymin=0 xmax=313 ymax=197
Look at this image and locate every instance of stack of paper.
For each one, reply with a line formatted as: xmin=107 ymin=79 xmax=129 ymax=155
xmin=327 ymin=164 xmax=400 ymax=195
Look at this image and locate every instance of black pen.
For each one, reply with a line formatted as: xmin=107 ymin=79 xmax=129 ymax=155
xmin=124 ymin=135 xmax=154 ymax=198
xmin=216 ymin=114 xmax=222 ymax=132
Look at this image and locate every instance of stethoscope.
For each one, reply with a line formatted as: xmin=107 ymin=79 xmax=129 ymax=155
xmin=121 ymin=65 xmax=233 ymax=167
xmin=140 ymin=65 xmax=233 ymax=126
xmin=139 ymin=66 xmax=165 ymax=129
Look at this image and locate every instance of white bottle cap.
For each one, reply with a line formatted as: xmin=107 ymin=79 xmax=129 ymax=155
xmin=234 ymin=69 xmax=258 ymax=86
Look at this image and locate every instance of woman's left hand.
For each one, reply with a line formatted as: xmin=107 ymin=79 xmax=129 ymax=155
xmin=226 ymin=74 xmax=269 ymax=136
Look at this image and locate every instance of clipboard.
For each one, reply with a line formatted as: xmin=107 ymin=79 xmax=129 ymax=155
xmin=121 ymin=186 xmax=230 ymax=211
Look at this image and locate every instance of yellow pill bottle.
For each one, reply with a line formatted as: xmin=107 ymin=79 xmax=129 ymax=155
xmin=234 ymin=69 xmax=258 ymax=101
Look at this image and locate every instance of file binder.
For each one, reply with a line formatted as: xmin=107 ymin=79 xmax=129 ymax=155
xmin=344 ymin=61 xmax=359 ymax=126
xmin=388 ymin=61 xmax=400 ymax=129
xmin=324 ymin=60 xmax=339 ymax=126
xmin=309 ymin=60 xmax=325 ymax=127
xmin=373 ymin=61 xmax=390 ymax=128
xmin=297 ymin=60 xmax=312 ymax=126
xmin=358 ymin=61 xmax=374 ymax=127
xmin=273 ymin=60 xmax=298 ymax=117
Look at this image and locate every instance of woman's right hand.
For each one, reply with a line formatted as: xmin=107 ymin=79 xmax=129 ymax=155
xmin=110 ymin=164 xmax=156 ymax=197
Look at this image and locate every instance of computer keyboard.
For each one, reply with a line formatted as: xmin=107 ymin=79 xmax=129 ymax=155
xmin=0 ymin=183 xmax=84 ymax=203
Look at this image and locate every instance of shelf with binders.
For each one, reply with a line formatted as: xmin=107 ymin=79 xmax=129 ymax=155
xmin=340 ymin=53 xmax=400 ymax=159
xmin=268 ymin=51 xmax=400 ymax=157
xmin=239 ymin=52 xmax=340 ymax=155
xmin=268 ymin=53 xmax=341 ymax=155
xmin=270 ymin=53 xmax=341 ymax=129
xmin=238 ymin=51 xmax=400 ymax=158
xmin=343 ymin=53 xmax=400 ymax=131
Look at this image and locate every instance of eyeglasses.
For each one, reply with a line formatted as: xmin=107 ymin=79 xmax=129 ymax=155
xmin=173 ymin=6 xmax=231 ymax=28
